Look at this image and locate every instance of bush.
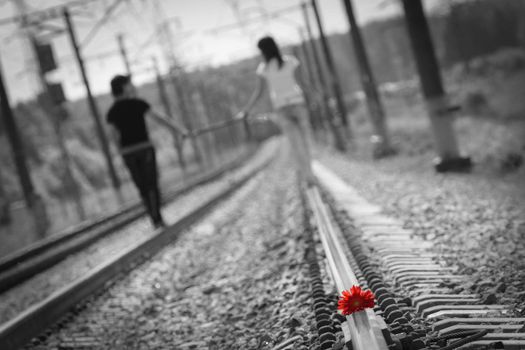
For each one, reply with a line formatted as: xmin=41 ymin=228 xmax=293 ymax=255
xmin=443 ymin=0 xmax=525 ymax=67
xmin=500 ymin=152 xmax=523 ymax=173
xmin=463 ymin=90 xmax=489 ymax=114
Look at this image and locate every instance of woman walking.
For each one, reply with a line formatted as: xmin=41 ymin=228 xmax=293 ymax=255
xmin=240 ymin=36 xmax=315 ymax=185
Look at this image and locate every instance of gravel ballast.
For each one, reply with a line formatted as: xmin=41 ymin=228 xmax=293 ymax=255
xmin=25 ymin=145 xmax=318 ymax=350
xmin=315 ymin=146 xmax=525 ymax=314
xmin=0 ymin=140 xmax=276 ymax=327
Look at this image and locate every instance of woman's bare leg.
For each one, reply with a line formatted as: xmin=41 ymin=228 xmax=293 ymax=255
xmin=280 ymin=105 xmax=315 ymax=184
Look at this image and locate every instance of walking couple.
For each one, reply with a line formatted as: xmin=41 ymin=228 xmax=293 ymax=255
xmin=106 ymin=36 xmax=314 ymax=229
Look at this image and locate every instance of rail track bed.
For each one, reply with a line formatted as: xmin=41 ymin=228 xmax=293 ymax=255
xmin=2 ymin=144 xmax=523 ymax=350
xmin=0 ymin=147 xmax=254 ymax=295
xmin=0 ymin=141 xmax=277 ymax=350
xmin=20 ymin=146 xmax=320 ymax=350
xmin=306 ymin=161 xmax=525 ymax=350
xmin=0 ymin=147 xmax=265 ymax=327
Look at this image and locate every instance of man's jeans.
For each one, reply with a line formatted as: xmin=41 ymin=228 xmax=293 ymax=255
xmin=123 ymin=145 xmax=163 ymax=225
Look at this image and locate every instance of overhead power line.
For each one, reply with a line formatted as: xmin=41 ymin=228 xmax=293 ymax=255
xmin=80 ymin=0 xmax=127 ymax=48
xmin=0 ymin=0 xmax=98 ymax=27
xmin=130 ymin=3 xmax=302 ymax=62
xmin=210 ymin=3 xmax=300 ymax=34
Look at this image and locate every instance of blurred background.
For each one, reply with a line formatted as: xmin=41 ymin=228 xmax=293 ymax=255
xmin=0 ymin=0 xmax=524 ymax=257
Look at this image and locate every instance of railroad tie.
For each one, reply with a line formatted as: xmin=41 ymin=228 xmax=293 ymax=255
xmin=312 ymin=161 xmax=525 ymax=350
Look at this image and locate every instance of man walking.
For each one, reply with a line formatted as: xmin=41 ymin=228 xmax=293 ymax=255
xmin=107 ymin=75 xmax=186 ymax=228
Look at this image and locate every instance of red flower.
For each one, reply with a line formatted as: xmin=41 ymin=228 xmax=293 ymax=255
xmin=337 ymin=285 xmax=375 ymax=316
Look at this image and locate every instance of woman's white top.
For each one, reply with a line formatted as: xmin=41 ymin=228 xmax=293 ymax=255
xmin=256 ymin=55 xmax=305 ymax=109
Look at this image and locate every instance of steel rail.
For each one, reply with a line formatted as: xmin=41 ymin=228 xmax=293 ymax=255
xmin=0 ymin=205 xmax=138 ymax=272
xmin=306 ymin=186 xmax=389 ymax=350
xmin=0 ymin=147 xmax=255 ymax=293
xmin=0 ymin=112 xmax=259 ymax=275
xmin=0 ymin=151 xmax=274 ymax=350
xmin=312 ymin=161 xmax=525 ymax=349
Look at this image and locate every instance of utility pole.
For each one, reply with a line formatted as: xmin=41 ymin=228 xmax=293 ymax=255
xmin=8 ymin=0 xmax=54 ymax=233
xmin=152 ymin=57 xmax=186 ymax=172
xmin=301 ymin=2 xmax=346 ymax=151
xmin=292 ymin=44 xmax=318 ymax=133
xmin=117 ymin=33 xmax=132 ymax=76
xmin=64 ymin=8 xmax=121 ymax=188
xmin=0 ymin=169 xmax=9 ymax=226
xmin=152 ymin=0 xmax=203 ymax=167
xmin=196 ymin=82 xmax=224 ymax=162
xmin=297 ymin=29 xmax=318 ymax=97
xmin=298 ymin=27 xmax=330 ymax=138
xmin=301 ymin=7 xmax=328 ymax=106
xmin=191 ymin=88 xmax=216 ymax=168
xmin=27 ymin=36 xmax=86 ymax=221
xmin=341 ymin=0 xmax=393 ymax=158
xmin=152 ymin=57 xmax=171 ymax=117
xmin=400 ymin=0 xmax=471 ymax=172
xmin=225 ymin=85 xmax=242 ymax=148
xmin=309 ymin=0 xmax=350 ymax=134
xmin=0 ymin=60 xmax=36 ymax=208
xmin=50 ymin=105 xmax=86 ymax=220
xmin=170 ymin=69 xmax=203 ymax=165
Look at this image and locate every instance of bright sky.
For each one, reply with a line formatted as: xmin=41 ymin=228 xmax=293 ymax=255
xmin=0 ymin=0 xmax=412 ymax=101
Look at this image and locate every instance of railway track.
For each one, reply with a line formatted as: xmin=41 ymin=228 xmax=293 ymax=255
xmin=305 ymin=161 xmax=525 ymax=350
xmin=0 ymin=148 xmax=255 ymax=294
xmin=2 ymin=147 xmax=522 ymax=350
xmin=0 ymin=144 xmax=274 ymax=350
xmin=17 ymin=145 xmax=318 ymax=350
xmin=304 ymin=185 xmax=391 ymax=350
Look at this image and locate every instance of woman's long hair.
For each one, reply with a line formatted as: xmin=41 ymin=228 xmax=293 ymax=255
xmin=257 ymin=36 xmax=284 ymax=69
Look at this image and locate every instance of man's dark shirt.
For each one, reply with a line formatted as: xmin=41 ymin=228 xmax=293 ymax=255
xmin=107 ymin=98 xmax=151 ymax=147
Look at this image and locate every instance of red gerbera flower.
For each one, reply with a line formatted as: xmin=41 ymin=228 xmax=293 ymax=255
xmin=337 ymin=285 xmax=375 ymax=316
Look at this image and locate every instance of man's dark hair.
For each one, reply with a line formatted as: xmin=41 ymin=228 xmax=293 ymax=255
xmin=257 ymin=36 xmax=284 ymax=69
xmin=110 ymin=74 xmax=131 ymax=97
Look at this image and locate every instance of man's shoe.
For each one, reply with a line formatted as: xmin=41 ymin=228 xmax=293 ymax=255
xmin=153 ymin=218 xmax=166 ymax=229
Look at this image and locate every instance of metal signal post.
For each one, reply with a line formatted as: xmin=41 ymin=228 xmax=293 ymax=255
xmin=301 ymin=2 xmax=347 ymax=151
xmin=297 ymin=28 xmax=328 ymax=134
xmin=117 ymin=34 xmax=132 ymax=76
xmin=309 ymin=0 xmax=350 ymax=134
xmin=63 ymin=8 xmax=121 ymax=189
xmin=400 ymin=0 xmax=471 ymax=172
xmin=341 ymin=0 xmax=393 ymax=157
xmin=152 ymin=57 xmax=186 ymax=171
xmin=0 ymin=60 xmax=36 ymax=208
xmin=170 ymin=70 xmax=203 ymax=165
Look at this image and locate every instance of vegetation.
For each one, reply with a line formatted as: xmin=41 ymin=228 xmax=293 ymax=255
xmin=0 ymin=0 xmax=523 ymax=223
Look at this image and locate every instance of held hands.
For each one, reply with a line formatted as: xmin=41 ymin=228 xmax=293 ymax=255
xmin=236 ymin=110 xmax=248 ymax=120
xmin=180 ymin=128 xmax=191 ymax=139
xmin=172 ymin=128 xmax=190 ymax=149
xmin=171 ymin=126 xmax=190 ymax=140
